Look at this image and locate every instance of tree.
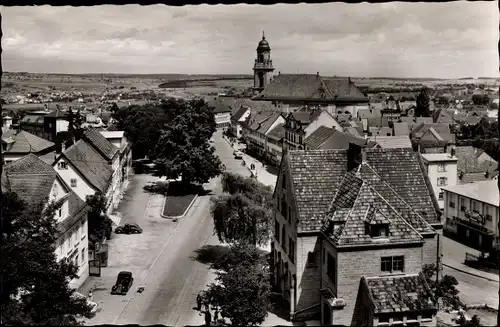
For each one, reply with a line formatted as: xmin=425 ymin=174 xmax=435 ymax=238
xmin=472 ymin=94 xmax=490 ymax=106
xmin=422 ymin=264 xmax=462 ymax=310
xmin=66 ymin=108 xmax=84 ymax=149
xmin=86 ymin=192 xmax=112 ymax=249
xmin=212 ymin=172 xmax=274 ymax=246
xmin=152 ymin=98 xmax=222 ymax=184
xmin=1 ymin=192 xmax=93 ymax=325
xmin=201 ymin=242 xmax=271 ymax=326
xmin=416 ymin=88 xmax=431 ymax=117
xmin=110 ymin=103 xmax=119 ymax=114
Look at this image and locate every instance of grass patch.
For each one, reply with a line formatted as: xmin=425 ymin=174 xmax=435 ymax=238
xmin=163 ymin=193 xmax=196 ymax=217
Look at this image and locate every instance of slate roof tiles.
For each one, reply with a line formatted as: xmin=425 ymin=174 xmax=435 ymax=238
xmin=83 ymin=128 xmax=119 ymax=162
xmin=2 ymin=130 xmax=55 ymax=153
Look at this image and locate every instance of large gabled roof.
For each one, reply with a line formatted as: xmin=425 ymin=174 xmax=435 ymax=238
xmin=231 ymin=106 xmax=250 ymax=122
xmin=2 ymin=130 xmax=54 ymax=153
xmin=304 ymin=126 xmax=335 ymax=149
xmin=60 ymin=139 xmax=112 ymax=193
xmin=267 ymin=123 xmax=286 ymax=141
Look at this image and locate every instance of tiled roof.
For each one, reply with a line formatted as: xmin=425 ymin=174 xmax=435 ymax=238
xmin=267 ymin=123 xmax=285 ymax=140
xmin=247 ymin=111 xmax=275 ymax=131
xmin=231 ymin=106 xmax=250 ymax=122
xmin=286 ymin=149 xmax=348 ymax=232
xmin=363 ymin=149 xmax=440 ymax=225
xmin=2 ymin=130 xmax=54 ymax=153
xmin=207 ymin=97 xmax=232 ymax=114
xmin=393 ymin=122 xmax=410 ymax=136
xmin=344 ymin=127 xmax=363 ymax=138
xmin=304 ymin=126 xmax=335 ymax=149
xmin=2 ymin=154 xmax=57 ymax=205
xmin=364 ymin=274 xmax=435 ymax=314
xmin=83 ymin=128 xmax=118 ymax=162
xmin=254 ymin=74 xmax=368 ymax=102
xmin=455 ymin=146 xmax=498 ymax=175
xmin=319 ymin=130 xmax=366 ymax=150
xmin=367 ymin=117 xmax=389 ymax=129
xmin=412 ymin=123 xmax=455 ymax=144
xmin=291 ymin=111 xmax=312 ymax=124
xmin=369 ymin=136 xmax=412 ymax=149
xmin=399 ymin=117 xmax=418 ymax=130
xmin=62 ymin=139 xmax=112 ymax=193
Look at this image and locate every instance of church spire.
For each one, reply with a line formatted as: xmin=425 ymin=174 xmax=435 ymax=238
xmin=262 ymin=30 xmax=265 ymax=40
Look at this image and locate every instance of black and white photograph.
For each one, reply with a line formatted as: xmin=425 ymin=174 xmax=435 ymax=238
xmin=0 ymin=1 xmax=498 ymax=326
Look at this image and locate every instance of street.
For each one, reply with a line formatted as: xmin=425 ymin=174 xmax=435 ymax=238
xmin=82 ymin=130 xmax=286 ymax=326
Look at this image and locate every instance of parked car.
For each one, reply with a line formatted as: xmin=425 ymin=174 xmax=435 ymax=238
xmin=111 ymin=271 xmax=134 ymax=295
xmin=115 ymin=223 xmax=143 ymax=235
xmin=234 ymin=150 xmax=243 ymax=159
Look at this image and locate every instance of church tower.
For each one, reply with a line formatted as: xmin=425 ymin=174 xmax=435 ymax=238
xmin=253 ymin=31 xmax=275 ymax=95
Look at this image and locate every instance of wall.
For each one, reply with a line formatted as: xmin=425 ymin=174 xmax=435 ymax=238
xmin=54 ymin=158 xmax=96 ymax=203
xmin=215 ymin=112 xmax=231 ymax=128
xmin=56 ymin=119 xmax=69 ymax=133
xmin=303 ymin=110 xmax=342 ymax=136
xmin=426 ymin=160 xmax=458 ymax=209
xmin=334 ymin=245 xmax=423 ymax=326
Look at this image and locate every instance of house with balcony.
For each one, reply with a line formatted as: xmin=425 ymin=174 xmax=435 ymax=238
xmin=53 ymin=139 xmax=113 ymax=215
xmin=2 ymin=154 xmax=90 ymax=289
xmin=272 ymin=146 xmax=441 ymax=325
xmin=253 ymin=73 xmax=369 ymax=116
xmin=283 ymin=109 xmax=342 ymax=151
xmin=421 ymin=153 xmax=458 ymax=210
xmin=442 ymin=180 xmax=499 ymax=252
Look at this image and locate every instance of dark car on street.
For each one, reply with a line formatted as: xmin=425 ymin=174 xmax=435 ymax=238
xmin=115 ymin=223 xmax=143 ymax=235
xmin=111 ymin=271 xmax=134 ymax=295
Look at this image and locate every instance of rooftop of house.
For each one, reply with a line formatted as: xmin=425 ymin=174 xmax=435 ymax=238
xmin=231 ymin=98 xmax=277 ymax=114
xmin=267 ymin=123 xmax=286 ymax=141
xmin=246 ymin=110 xmax=277 ymax=131
xmin=412 ymin=123 xmax=456 ymax=144
xmin=304 ymin=125 xmax=335 ymax=149
xmin=363 ymin=274 xmax=435 ymax=314
xmin=422 ymin=153 xmax=457 ymax=163
xmin=344 ymin=126 xmax=363 ymax=138
xmin=1 ymin=130 xmax=55 ymax=153
xmin=231 ymin=106 xmax=250 ymax=122
xmin=455 ymin=146 xmax=498 ymax=174
xmin=285 ymin=147 xmax=440 ymax=233
xmin=83 ymin=128 xmax=119 ymax=161
xmin=442 ymin=180 xmax=498 ymax=207
xmin=258 ymin=112 xmax=282 ymax=134
xmin=60 ymin=139 xmax=113 ymax=193
xmin=393 ymin=122 xmax=410 ymax=136
xmin=254 ymin=74 xmax=368 ymax=102
xmin=207 ymin=97 xmax=233 ymax=114
xmin=2 ymin=153 xmax=58 ymax=205
xmin=369 ymin=135 xmax=412 ymax=149
xmin=56 ymin=191 xmax=90 ymax=239
xmin=318 ymin=130 xmax=367 ymax=150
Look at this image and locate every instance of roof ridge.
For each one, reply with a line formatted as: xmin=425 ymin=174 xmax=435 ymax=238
xmin=365 ymin=273 xmax=419 ymax=280
xmin=361 ymin=162 xmax=434 ymax=231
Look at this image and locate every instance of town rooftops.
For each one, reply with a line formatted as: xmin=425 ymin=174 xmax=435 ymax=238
xmin=284 ymin=147 xmax=440 ymax=233
xmin=369 ymin=135 xmax=412 ymax=149
xmin=363 ymin=274 xmax=435 ymax=314
xmin=254 ymin=74 xmax=368 ymax=103
xmin=83 ymin=128 xmax=119 ymax=162
xmin=421 ymin=153 xmax=457 ymax=163
xmin=393 ymin=122 xmax=410 ymax=136
xmin=2 ymin=130 xmax=55 ymax=153
xmin=319 ymin=130 xmax=367 ymax=150
xmin=60 ymin=139 xmax=113 ymax=193
xmin=455 ymin=146 xmax=498 ymax=176
xmin=304 ymin=126 xmax=335 ymax=149
xmin=231 ymin=106 xmax=250 ymax=122
xmin=2 ymin=153 xmax=58 ymax=205
xmin=267 ymin=123 xmax=285 ymax=141
xmin=442 ymin=180 xmax=498 ymax=207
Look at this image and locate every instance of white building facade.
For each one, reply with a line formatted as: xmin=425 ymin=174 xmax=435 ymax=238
xmin=422 ymin=153 xmax=458 ymax=210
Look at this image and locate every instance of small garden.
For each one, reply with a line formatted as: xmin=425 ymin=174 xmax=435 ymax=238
xmin=144 ymin=181 xmax=204 ymax=218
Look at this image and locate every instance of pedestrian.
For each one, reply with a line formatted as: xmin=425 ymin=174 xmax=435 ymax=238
xmin=196 ymin=294 xmax=202 ymax=311
xmin=88 ymin=290 xmax=93 ymax=302
xmin=204 ymin=309 xmax=212 ymax=326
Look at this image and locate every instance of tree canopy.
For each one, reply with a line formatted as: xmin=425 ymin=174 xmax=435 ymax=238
xmin=201 ymin=242 xmax=271 ymax=326
xmin=422 ymin=264 xmax=462 ymax=310
xmin=1 ymin=191 xmax=93 ymax=325
xmin=416 ymin=88 xmax=431 ymax=117
xmin=211 ymin=172 xmax=274 ymax=246
xmin=86 ymin=192 xmax=112 ymax=248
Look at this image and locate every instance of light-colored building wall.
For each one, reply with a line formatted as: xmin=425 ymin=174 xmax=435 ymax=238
xmin=422 ymin=154 xmax=458 ymax=209
xmin=54 ymin=158 xmax=97 ymax=203
xmin=56 ymin=119 xmax=69 ymax=133
xmin=215 ymin=112 xmax=231 ymax=129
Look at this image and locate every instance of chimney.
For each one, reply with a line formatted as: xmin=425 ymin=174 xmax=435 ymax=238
xmin=347 ymin=142 xmax=364 ymax=171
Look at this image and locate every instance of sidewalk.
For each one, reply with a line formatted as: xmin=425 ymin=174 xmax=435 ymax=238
xmin=442 ymin=236 xmax=499 ymax=283
xmin=224 ymin=136 xmax=278 ymax=189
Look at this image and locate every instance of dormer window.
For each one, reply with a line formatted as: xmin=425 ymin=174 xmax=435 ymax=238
xmin=365 ymin=224 xmax=389 ymax=237
xmin=58 ymin=161 xmax=68 ymax=170
xmin=364 ymin=206 xmax=391 ymax=238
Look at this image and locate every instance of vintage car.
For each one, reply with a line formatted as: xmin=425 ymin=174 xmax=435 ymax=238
xmin=115 ymin=223 xmax=143 ymax=235
xmin=111 ymin=271 xmax=134 ymax=295
xmin=233 ymin=151 xmax=243 ymax=159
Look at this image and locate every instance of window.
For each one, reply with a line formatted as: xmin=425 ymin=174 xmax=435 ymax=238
xmin=70 ymin=179 xmax=77 ymax=187
xmin=437 ymin=177 xmax=448 ymax=186
xmin=58 ymin=208 xmax=62 ymax=217
xmin=472 ymin=201 xmax=480 ymax=213
xmin=437 ymin=163 xmax=447 ymax=172
xmin=281 ymin=198 xmax=288 ymax=219
xmin=438 ymin=191 xmax=444 ymax=200
xmin=73 ymin=229 xmax=77 ymax=244
xmin=68 ymin=234 xmax=73 ymax=249
xmin=288 ymin=237 xmax=295 ymax=263
xmin=74 ymin=254 xmax=79 ymax=267
xmin=460 ymin=197 xmax=466 ymax=211
xmin=81 ymin=248 xmax=85 ymax=265
xmin=449 ymin=194 xmax=455 ymax=208
xmin=306 ymin=251 xmax=317 ymax=268
xmin=58 ymin=161 xmax=68 ymax=170
xmin=381 ymin=256 xmax=405 ymax=273
xmin=327 ymin=253 xmax=337 ymax=285
xmin=366 ymin=224 xmax=389 ymax=238
xmin=275 ymin=219 xmax=280 ymax=243
xmin=281 ymin=225 xmax=286 ymax=251
xmin=298 ymin=136 xmax=303 ymax=144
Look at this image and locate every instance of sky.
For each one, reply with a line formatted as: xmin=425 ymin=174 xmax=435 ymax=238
xmin=0 ymin=2 xmax=498 ymax=78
